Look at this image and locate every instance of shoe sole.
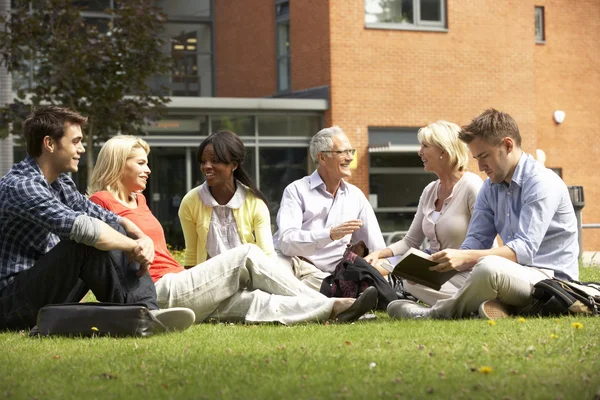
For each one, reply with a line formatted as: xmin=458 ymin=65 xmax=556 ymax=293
xmin=387 ymin=299 xmax=424 ymax=319
xmin=479 ymin=300 xmax=509 ymax=320
xmin=152 ymin=308 xmax=196 ymax=331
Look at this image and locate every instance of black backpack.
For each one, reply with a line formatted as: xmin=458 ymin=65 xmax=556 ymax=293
xmin=518 ymin=278 xmax=600 ymax=317
xmin=319 ymin=247 xmax=398 ymax=310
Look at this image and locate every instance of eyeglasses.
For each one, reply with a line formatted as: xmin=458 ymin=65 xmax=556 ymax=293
xmin=322 ymin=149 xmax=356 ymax=156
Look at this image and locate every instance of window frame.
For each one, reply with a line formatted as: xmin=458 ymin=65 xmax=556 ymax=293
xmin=535 ymin=6 xmax=545 ymax=44
xmin=365 ymin=0 xmax=448 ymax=32
xmin=275 ymin=0 xmax=291 ymax=93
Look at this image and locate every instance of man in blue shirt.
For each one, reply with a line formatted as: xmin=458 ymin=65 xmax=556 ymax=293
xmin=0 ymin=106 xmax=194 ymax=331
xmin=388 ymin=109 xmax=579 ymax=319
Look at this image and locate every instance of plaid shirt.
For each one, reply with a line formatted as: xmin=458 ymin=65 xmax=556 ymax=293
xmin=0 ymin=155 xmax=120 ymax=290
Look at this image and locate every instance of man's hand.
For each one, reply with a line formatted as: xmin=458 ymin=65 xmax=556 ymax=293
xmin=131 ymin=235 xmax=155 ymax=276
xmin=429 ymin=249 xmax=477 ymax=273
xmin=330 ymin=220 xmax=363 ymax=241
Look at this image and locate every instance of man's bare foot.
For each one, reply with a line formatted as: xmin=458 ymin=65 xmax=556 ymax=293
xmin=330 ymin=298 xmax=355 ymax=319
xmin=329 ymin=287 xmax=379 ymax=323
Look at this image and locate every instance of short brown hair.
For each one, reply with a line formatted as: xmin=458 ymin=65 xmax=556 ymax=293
xmin=459 ymin=108 xmax=522 ymax=147
xmin=23 ymin=105 xmax=88 ymax=157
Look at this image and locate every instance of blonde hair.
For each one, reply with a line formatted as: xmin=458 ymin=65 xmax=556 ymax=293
xmin=417 ymin=121 xmax=469 ymax=171
xmin=88 ymin=135 xmax=150 ymax=197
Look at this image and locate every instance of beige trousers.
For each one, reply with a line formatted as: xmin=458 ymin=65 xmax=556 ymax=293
xmin=155 ymin=244 xmax=334 ymax=325
xmin=429 ymin=255 xmax=554 ymax=319
xmin=404 ymin=271 xmax=471 ymax=306
xmin=276 ymin=253 xmax=331 ymax=292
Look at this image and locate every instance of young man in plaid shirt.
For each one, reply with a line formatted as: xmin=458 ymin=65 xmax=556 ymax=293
xmin=0 ymin=106 xmax=194 ymax=331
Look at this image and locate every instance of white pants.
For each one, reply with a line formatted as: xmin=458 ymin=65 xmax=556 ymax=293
xmin=404 ymin=271 xmax=471 ymax=306
xmin=430 ymin=255 xmax=554 ymax=319
xmin=154 ymin=244 xmax=335 ymax=325
xmin=276 ymin=253 xmax=330 ymax=292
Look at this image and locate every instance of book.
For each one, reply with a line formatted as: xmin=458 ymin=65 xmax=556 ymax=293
xmin=390 ymin=248 xmax=458 ymax=291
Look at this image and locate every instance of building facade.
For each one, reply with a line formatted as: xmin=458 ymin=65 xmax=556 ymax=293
xmin=8 ymin=0 xmax=600 ymax=250
xmin=214 ymin=0 xmax=600 ymax=250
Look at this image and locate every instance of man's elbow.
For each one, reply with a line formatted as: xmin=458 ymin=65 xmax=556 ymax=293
xmin=278 ymin=239 xmax=295 ymax=257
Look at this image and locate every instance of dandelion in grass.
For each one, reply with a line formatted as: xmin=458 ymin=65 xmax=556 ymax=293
xmin=518 ymin=317 xmax=526 ymax=323
xmin=571 ymin=322 xmax=583 ymax=330
xmin=488 ymin=320 xmax=496 ymax=326
xmin=550 ymin=334 xmax=558 ymax=339
xmin=478 ymin=366 xmax=493 ymax=374
xmin=91 ymin=327 xmax=99 ymax=332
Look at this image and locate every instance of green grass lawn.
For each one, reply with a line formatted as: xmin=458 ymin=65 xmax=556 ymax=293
xmin=1 ymin=266 xmax=599 ymax=400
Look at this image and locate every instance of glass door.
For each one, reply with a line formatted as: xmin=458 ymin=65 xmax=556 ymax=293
xmin=147 ymin=147 xmax=188 ymax=249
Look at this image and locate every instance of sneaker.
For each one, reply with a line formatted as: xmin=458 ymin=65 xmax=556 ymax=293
xmin=387 ymin=299 xmax=431 ymax=319
xmin=150 ymin=307 xmax=196 ymax=331
xmin=478 ymin=300 xmax=510 ymax=320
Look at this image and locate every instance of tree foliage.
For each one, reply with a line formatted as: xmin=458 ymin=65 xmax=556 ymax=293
xmin=0 ymin=0 xmax=172 ymax=177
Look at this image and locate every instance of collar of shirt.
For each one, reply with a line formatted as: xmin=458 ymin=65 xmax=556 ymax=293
xmin=508 ymin=152 xmax=532 ymax=189
xmin=308 ymin=169 xmax=347 ymax=196
xmin=198 ymin=180 xmax=247 ymax=208
xmin=490 ymin=152 xmax=530 ymax=191
xmin=23 ymin=155 xmax=67 ymax=192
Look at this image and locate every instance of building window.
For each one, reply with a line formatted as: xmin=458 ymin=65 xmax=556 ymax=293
xmin=365 ymin=0 xmax=447 ymax=31
xmin=368 ymin=127 xmax=436 ymax=237
xmin=535 ymin=6 xmax=545 ymax=43
xmin=11 ymin=1 xmax=215 ymax=97
xmin=154 ymin=0 xmax=213 ymax=97
xmin=276 ymin=0 xmax=290 ymax=92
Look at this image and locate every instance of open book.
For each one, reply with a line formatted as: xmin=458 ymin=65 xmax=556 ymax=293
xmin=391 ymin=248 xmax=458 ymax=291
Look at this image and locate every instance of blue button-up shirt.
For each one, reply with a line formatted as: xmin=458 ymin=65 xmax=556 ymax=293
xmin=461 ymin=153 xmax=578 ymax=281
xmin=0 ymin=155 xmax=120 ymax=290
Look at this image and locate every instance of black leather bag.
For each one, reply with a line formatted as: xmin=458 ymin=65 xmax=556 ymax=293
xmin=29 ymin=302 xmax=168 ymax=337
xmin=518 ymin=279 xmax=600 ymax=317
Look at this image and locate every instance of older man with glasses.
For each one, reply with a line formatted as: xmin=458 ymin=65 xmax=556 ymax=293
xmin=273 ymin=126 xmax=386 ymax=291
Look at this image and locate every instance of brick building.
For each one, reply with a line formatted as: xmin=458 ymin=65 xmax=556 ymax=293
xmin=6 ymin=0 xmax=600 ymax=250
xmin=214 ymin=0 xmax=600 ymax=250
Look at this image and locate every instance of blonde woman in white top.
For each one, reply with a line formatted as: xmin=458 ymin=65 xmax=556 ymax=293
xmin=364 ymin=121 xmax=484 ymax=306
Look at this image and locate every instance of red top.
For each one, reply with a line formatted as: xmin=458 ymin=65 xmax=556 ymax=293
xmin=90 ymin=191 xmax=184 ymax=283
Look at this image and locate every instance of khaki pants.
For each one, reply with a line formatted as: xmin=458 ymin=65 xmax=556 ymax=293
xmin=430 ymin=255 xmax=554 ymax=318
xmin=155 ymin=244 xmax=334 ymax=325
xmin=276 ymin=252 xmax=331 ymax=292
xmin=404 ymin=271 xmax=471 ymax=306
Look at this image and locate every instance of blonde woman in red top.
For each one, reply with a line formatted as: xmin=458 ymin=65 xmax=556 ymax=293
xmin=88 ymin=136 xmax=377 ymax=325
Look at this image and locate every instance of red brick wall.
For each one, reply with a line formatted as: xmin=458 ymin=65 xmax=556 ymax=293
xmin=214 ymin=0 xmax=600 ymax=250
xmin=533 ymin=0 xmax=600 ymax=250
xmin=289 ymin=0 xmax=331 ymax=91
xmin=214 ymin=0 xmax=277 ymax=97
xmin=328 ymin=0 xmax=538 ymax=193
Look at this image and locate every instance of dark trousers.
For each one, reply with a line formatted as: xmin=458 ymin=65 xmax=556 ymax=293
xmin=0 ymin=239 xmax=158 ymax=331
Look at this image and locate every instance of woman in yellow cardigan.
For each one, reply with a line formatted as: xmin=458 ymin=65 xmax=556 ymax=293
xmin=179 ymin=131 xmax=274 ymax=267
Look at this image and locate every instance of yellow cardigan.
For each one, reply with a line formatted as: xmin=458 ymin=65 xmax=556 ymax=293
xmin=178 ymin=184 xmax=275 ymax=267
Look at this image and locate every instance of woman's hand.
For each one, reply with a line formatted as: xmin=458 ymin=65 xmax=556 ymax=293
xmin=364 ymin=250 xmax=382 ymax=266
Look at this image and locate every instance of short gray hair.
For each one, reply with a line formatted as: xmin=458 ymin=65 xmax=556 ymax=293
xmin=309 ymin=126 xmax=345 ymax=163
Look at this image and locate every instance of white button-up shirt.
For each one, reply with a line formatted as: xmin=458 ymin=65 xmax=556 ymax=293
xmin=199 ymin=182 xmax=245 ymax=259
xmin=273 ymin=170 xmax=386 ymax=273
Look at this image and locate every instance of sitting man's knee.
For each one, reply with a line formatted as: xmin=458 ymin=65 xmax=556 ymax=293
xmin=470 ymin=256 xmax=505 ymax=283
